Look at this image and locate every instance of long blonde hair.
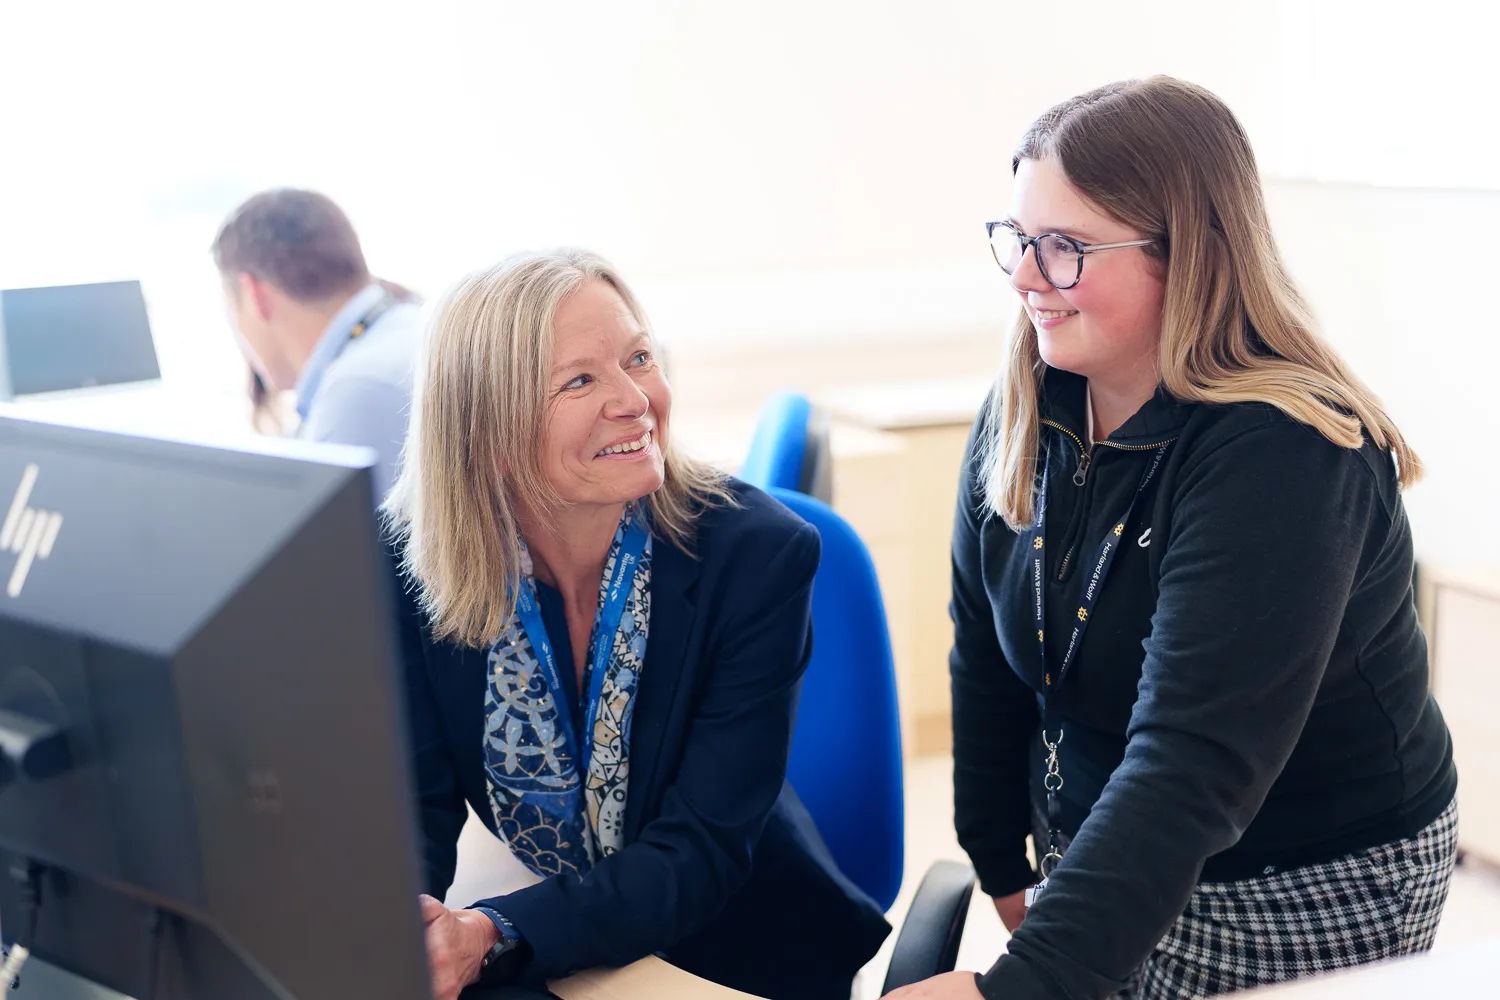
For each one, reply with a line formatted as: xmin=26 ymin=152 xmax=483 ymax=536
xmin=384 ymin=249 xmax=732 ymax=647
xmin=983 ymin=76 xmax=1420 ymax=530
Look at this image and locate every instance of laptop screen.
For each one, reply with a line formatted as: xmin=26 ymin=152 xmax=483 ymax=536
xmin=1 ymin=280 xmax=162 ymax=398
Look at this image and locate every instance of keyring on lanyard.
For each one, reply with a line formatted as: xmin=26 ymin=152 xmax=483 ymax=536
xmin=1025 ymin=442 xmax=1169 ymax=905
xmin=1041 ymin=728 xmax=1065 ymax=877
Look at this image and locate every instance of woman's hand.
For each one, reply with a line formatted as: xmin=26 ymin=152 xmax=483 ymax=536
xmin=420 ymin=894 xmax=499 ymax=1000
xmin=993 ymin=888 xmax=1028 ymax=932
xmin=882 ymin=970 xmax=986 ymax=1000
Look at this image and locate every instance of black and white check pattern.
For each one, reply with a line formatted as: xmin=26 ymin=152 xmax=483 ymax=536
xmin=1118 ymin=798 xmax=1459 ymax=998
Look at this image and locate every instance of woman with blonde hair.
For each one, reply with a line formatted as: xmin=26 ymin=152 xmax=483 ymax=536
xmin=890 ymin=78 xmax=1456 ymax=1000
xmin=383 ymin=250 xmax=889 ymax=1000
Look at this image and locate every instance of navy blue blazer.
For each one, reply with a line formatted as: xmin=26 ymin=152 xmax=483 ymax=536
xmin=389 ymin=482 xmax=891 ymax=999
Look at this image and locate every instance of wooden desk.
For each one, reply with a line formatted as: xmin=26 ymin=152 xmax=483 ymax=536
xmin=1419 ymin=564 xmax=1500 ymax=866
xmin=0 ymin=385 xmax=259 ymax=448
xmin=13 ymin=954 xmax=551 ymax=999
xmin=1241 ymin=939 xmax=1500 ymax=996
xmin=819 ymin=377 xmax=993 ymax=757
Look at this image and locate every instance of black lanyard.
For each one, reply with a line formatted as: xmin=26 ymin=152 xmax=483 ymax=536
xmin=1026 ymin=438 xmax=1169 ymax=894
xmin=341 ymin=293 xmax=393 ymax=354
xmin=293 ymin=293 xmax=397 ymax=435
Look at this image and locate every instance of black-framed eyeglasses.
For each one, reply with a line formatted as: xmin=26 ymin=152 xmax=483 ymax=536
xmin=985 ymin=221 xmax=1155 ymax=290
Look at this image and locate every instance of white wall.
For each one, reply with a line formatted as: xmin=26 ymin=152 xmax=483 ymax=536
xmin=0 ymin=0 xmax=1289 ymax=342
xmin=1 ymin=1 xmax=1493 ymax=561
xmin=0 ymin=1 xmax=1467 ymax=322
xmin=1265 ymin=180 xmax=1500 ymax=568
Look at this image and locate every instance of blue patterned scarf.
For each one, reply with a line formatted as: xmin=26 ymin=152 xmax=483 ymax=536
xmin=482 ymin=506 xmax=651 ymax=878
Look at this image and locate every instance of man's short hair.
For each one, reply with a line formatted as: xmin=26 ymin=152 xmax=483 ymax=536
xmin=211 ymin=189 xmax=371 ymax=302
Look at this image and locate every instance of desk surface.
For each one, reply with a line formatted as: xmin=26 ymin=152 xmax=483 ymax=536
xmin=13 ymin=956 xmax=552 ymax=999
xmin=1241 ymin=938 xmax=1500 ymax=996
xmin=1424 ymin=562 xmax=1500 ymax=602
xmin=817 ymin=376 xmax=992 ymax=431
xmin=0 ymin=384 xmax=259 ymax=446
xmin=28 ymin=942 xmax=1497 ymax=999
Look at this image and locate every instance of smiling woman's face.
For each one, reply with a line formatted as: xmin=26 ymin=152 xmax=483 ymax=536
xmin=1007 ymin=156 xmax=1166 ymax=383
xmin=539 ymin=279 xmax=670 ymax=509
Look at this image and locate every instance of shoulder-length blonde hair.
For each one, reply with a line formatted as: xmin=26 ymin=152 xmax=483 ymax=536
xmin=384 ymin=249 xmax=732 ymax=647
xmin=983 ymin=76 xmax=1420 ymax=530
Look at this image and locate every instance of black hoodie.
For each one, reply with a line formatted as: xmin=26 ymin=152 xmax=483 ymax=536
xmin=951 ymin=367 xmax=1456 ymax=1000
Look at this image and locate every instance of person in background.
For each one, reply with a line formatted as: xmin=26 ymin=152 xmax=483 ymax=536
xmin=888 ymin=76 xmax=1456 ymax=1000
xmin=384 ymin=249 xmax=890 ymax=1000
xmin=212 ymin=189 xmax=422 ymax=501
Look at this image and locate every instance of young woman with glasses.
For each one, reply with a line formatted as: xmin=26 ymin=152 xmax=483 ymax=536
xmin=887 ymin=77 xmax=1457 ymax=1000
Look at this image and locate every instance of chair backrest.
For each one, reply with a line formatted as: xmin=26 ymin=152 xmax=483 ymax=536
xmin=740 ymin=393 xmax=833 ymax=503
xmin=771 ymin=487 xmax=904 ymax=912
xmin=799 ymin=407 xmax=833 ymax=503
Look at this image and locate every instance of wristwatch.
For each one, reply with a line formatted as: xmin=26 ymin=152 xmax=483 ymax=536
xmin=473 ymin=908 xmax=525 ymax=974
xmin=482 ymin=933 xmax=519 ymax=969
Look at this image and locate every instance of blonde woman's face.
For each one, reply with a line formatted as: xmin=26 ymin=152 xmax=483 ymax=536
xmin=540 ymin=280 xmax=670 ymax=508
xmin=1006 ymin=156 xmax=1165 ymax=384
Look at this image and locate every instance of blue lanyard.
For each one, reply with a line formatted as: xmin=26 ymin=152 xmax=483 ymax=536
xmin=511 ymin=511 xmax=649 ymax=780
xmin=1027 ymin=439 xmax=1169 ymax=890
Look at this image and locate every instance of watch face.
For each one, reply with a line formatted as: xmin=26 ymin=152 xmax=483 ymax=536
xmin=484 ymin=933 xmax=519 ymax=967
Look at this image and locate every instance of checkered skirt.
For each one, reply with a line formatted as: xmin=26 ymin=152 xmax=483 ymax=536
xmin=1118 ymin=798 xmax=1459 ymax=998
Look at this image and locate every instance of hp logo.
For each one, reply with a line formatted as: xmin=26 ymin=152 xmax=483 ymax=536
xmin=2 ymin=464 xmax=64 ymax=598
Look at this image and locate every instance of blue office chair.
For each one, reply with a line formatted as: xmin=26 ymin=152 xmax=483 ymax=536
xmin=770 ymin=488 xmax=975 ymax=991
xmin=740 ymin=393 xmax=833 ymax=503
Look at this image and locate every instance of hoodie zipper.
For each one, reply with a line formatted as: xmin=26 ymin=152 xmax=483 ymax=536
xmin=1040 ymin=419 xmax=1178 ymax=581
xmin=1041 ymin=419 xmax=1179 ymax=485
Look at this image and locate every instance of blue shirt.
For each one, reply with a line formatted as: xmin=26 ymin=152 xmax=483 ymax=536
xmin=295 ymin=283 xmax=422 ymax=503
